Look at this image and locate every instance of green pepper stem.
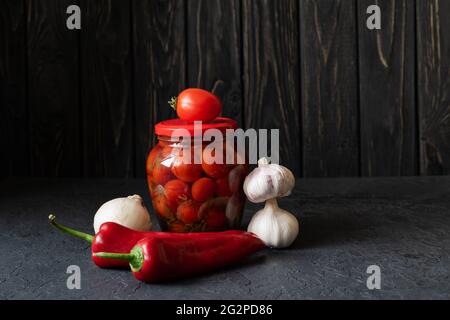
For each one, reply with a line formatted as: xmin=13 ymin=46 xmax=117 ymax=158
xmin=94 ymin=252 xmax=135 ymax=261
xmin=95 ymin=247 xmax=144 ymax=272
xmin=48 ymin=214 xmax=93 ymax=243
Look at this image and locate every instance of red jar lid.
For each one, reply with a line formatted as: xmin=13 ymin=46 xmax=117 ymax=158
xmin=155 ymin=117 xmax=237 ymax=137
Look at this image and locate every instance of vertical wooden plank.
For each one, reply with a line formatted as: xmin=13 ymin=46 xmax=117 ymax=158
xmin=300 ymin=0 xmax=359 ymax=177
xmin=133 ymin=0 xmax=185 ymax=178
xmin=0 ymin=0 xmax=27 ymax=178
xmin=81 ymin=0 xmax=133 ymax=177
xmin=27 ymin=0 xmax=80 ymax=177
xmin=242 ymin=0 xmax=301 ymax=175
xmin=359 ymin=0 xmax=416 ymax=176
xmin=417 ymin=0 xmax=450 ymax=175
xmin=187 ymin=0 xmax=242 ymax=125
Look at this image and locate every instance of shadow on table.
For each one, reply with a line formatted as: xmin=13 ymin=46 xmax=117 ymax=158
xmin=144 ymin=253 xmax=268 ymax=286
xmin=291 ymin=209 xmax=399 ymax=249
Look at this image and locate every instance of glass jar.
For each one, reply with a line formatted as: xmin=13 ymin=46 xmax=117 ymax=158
xmin=146 ymin=118 xmax=248 ymax=232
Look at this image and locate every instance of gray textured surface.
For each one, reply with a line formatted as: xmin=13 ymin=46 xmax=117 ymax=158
xmin=1 ymin=177 xmax=449 ymax=300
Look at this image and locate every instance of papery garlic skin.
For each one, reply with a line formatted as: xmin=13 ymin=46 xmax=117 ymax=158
xmin=245 ymin=157 xmax=299 ymax=248
xmin=243 ymin=158 xmax=295 ymax=203
xmin=247 ymin=199 xmax=299 ymax=248
xmin=93 ymin=195 xmax=152 ymax=233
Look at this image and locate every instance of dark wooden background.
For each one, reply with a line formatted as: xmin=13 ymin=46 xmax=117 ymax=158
xmin=1 ymin=0 xmax=449 ymax=179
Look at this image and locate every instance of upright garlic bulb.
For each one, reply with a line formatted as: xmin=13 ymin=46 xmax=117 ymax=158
xmin=244 ymin=158 xmax=295 ymax=203
xmin=93 ymin=195 xmax=152 ymax=233
xmin=248 ymin=199 xmax=299 ymax=248
xmin=244 ymin=158 xmax=299 ymax=248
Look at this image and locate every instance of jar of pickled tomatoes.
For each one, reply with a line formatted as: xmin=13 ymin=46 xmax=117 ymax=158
xmin=146 ymin=118 xmax=248 ymax=232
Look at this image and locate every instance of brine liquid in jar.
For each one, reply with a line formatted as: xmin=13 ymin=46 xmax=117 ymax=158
xmin=146 ymin=118 xmax=248 ymax=232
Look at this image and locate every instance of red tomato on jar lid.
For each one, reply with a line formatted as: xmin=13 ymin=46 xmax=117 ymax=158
xmin=191 ymin=177 xmax=216 ymax=202
xmin=170 ymin=88 xmax=222 ymax=122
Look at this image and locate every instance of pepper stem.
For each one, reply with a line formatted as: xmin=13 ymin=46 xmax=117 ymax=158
xmin=48 ymin=214 xmax=93 ymax=243
xmin=95 ymin=252 xmax=135 ymax=261
xmin=95 ymin=246 xmax=144 ymax=272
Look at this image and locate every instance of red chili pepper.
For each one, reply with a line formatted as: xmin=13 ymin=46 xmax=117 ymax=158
xmin=49 ymin=214 xmax=148 ymax=268
xmin=95 ymin=231 xmax=266 ymax=283
xmin=48 ymin=214 xmax=255 ymax=270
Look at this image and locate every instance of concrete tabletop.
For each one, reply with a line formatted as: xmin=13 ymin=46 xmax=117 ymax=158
xmin=1 ymin=177 xmax=449 ymax=299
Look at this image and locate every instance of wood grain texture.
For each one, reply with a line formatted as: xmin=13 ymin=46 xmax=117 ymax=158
xmin=417 ymin=0 xmax=450 ymax=175
xmin=359 ymin=0 xmax=417 ymax=176
xmin=132 ymin=0 xmax=185 ymax=178
xmin=27 ymin=0 xmax=80 ymax=177
xmin=300 ymin=0 xmax=359 ymax=177
xmin=81 ymin=0 xmax=133 ymax=177
xmin=2 ymin=0 xmax=450 ymax=179
xmin=0 ymin=0 xmax=27 ymax=178
xmin=187 ymin=0 xmax=242 ymax=124
xmin=242 ymin=0 xmax=301 ymax=175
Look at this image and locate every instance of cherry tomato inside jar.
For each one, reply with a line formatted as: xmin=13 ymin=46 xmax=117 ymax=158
xmin=201 ymin=146 xmax=233 ymax=179
xmin=191 ymin=177 xmax=216 ymax=202
xmin=177 ymin=200 xmax=201 ymax=225
xmin=171 ymin=148 xmax=203 ymax=183
xmin=164 ymin=179 xmax=191 ymax=211
xmin=146 ymin=117 xmax=248 ymax=232
xmin=151 ymin=187 xmax=174 ymax=219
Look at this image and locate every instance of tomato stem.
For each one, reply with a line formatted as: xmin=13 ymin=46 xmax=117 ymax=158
xmin=168 ymin=96 xmax=177 ymax=110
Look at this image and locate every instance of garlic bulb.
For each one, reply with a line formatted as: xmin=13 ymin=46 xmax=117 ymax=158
xmin=93 ymin=195 xmax=152 ymax=233
xmin=247 ymin=199 xmax=299 ymax=248
xmin=244 ymin=158 xmax=299 ymax=248
xmin=243 ymin=158 xmax=295 ymax=203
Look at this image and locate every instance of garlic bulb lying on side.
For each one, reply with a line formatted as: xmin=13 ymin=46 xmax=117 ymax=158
xmin=93 ymin=195 xmax=152 ymax=233
xmin=244 ymin=158 xmax=299 ymax=248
